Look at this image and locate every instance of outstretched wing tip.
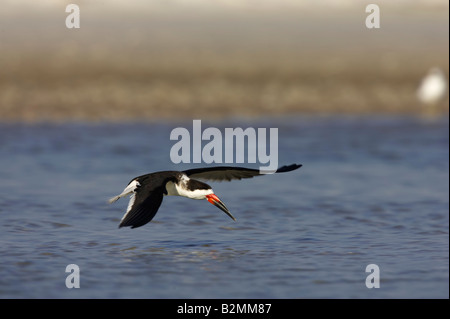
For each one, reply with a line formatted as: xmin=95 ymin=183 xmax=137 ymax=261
xmin=184 ymin=163 xmax=302 ymax=181
xmin=276 ymin=163 xmax=302 ymax=172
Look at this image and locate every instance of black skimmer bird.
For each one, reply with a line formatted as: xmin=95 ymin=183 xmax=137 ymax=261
xmin=109 ymin=164 xmax=302 ymax=229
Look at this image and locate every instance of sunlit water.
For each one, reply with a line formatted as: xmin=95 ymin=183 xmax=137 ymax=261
xmin=0 ymin=115 xmax=448 ymax=298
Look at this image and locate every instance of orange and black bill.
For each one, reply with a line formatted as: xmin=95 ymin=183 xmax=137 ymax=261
xmin=206 ymin=194 xmax=236 ymax=221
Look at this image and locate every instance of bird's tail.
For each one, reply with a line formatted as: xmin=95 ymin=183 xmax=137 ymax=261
xmin=108 ymin=195 xmax=121 ymax=204
xmin=108 ymin=180 xmax=139 ymax=204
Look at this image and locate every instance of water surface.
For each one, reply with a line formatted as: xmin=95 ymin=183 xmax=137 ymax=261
xmin=0 ymin=116 xmax=448 ymax=298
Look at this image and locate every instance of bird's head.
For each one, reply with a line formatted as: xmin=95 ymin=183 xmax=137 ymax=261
xmin=180 ymin=177 xmax=236 ymax=221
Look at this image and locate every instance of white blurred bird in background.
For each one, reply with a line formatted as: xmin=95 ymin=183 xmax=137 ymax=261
xmin=417 ymin=67 xmax=448 ymax=105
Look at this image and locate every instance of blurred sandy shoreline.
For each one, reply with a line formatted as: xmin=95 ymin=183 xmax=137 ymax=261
xmin=0 ymin=2 xmax=448 ymax=122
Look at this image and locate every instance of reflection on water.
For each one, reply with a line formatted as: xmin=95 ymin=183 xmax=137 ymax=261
xmin=117 ymin=245 xmax=250 ymax=265
xmin=0 ymin=116 xmax=448 ymax=298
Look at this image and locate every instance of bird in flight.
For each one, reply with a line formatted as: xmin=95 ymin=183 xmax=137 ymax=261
xmin=109 ymin=164 xmax=302 ymax=229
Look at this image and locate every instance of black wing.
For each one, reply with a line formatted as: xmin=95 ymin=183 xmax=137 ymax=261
xmin=183 ymin=163 xmax=302 ymax=182
xmin=119 ymin=185 xmax=164 ymax=229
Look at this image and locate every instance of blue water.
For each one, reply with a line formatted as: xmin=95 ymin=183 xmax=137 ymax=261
xmin=0 ymin=116 xmax=448 ymax=298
